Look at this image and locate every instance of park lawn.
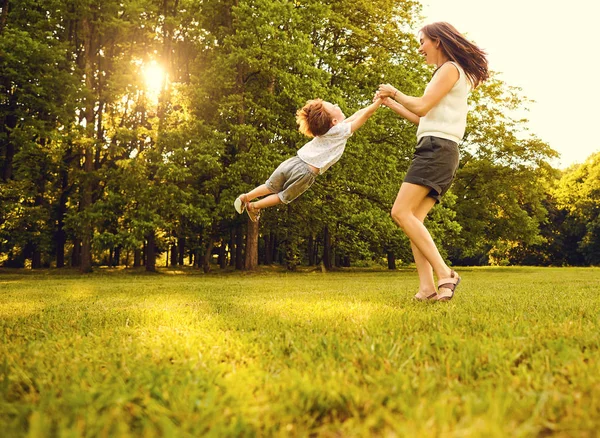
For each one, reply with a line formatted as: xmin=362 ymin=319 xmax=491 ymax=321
xmin=0 ymin=267 xmax=599 ymax=437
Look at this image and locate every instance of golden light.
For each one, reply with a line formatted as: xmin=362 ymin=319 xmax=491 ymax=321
xmin=142 ymin=61 xmax=166 ymax=96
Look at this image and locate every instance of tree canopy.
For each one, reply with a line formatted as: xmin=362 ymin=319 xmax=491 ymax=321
xmin=0 ymin=0 xmax=588 ymax=271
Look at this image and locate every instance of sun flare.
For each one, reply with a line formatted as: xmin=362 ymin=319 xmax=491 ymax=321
xmin=142 ymin=61 xmax=166 ymax=95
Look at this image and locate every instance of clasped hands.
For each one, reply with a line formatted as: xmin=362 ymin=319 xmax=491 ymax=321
xmin=373 ymin=84 xmax=398 ymax=107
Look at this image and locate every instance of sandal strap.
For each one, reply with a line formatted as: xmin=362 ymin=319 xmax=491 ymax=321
xmin=246 ymin=206 xmax=260 ymax=222
xmin=414 ymin=291 xmax=437 ymax=301
xmin=437 ymin=288 xmax=454 ymax=300
xmin=437 ymin=270 xmax=459 ymax=288
xmin=437 ymin=271 xmax=460 ymax=301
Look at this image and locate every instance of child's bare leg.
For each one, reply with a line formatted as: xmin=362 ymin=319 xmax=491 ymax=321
xmin=243 ymin=184 xmax=273 ymax=202
xmin=250 ymin=194 xmax=282 ymax=211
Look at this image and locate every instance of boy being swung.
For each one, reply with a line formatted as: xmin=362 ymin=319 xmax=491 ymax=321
xmin=235 ymin=98 xmax=383 ymax=221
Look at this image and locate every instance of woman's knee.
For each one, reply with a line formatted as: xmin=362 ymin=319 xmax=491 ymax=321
xmin=391 ymin=205 xmax=410 ymax=227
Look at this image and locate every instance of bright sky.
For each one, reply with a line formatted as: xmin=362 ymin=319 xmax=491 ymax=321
xmin=420 ymin=0 xmax=600 ymax=168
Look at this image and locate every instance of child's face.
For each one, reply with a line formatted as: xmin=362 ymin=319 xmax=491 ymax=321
xmin=323 ymin=101 xmax=345 ymax=124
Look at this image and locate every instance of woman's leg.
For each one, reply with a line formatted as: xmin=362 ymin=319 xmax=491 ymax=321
xmin=391 ymin=183 xmax=452 ymax=281
xmin=410 ymin=196 xmax=437 ymax=295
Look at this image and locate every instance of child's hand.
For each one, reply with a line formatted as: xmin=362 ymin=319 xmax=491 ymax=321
xmin=372 ymin=93 xmax=387 ymax=107
xmin=380 ymin=97 xmax=394 ymax=107
xmin=373 ymin=92 xmax=386 ymax=106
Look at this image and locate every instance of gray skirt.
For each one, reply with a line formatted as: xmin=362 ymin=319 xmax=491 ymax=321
xmin=404 ymin=136 xmax=459 ymax=203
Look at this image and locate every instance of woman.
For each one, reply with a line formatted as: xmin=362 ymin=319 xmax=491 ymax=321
xmin=377 ymin=22 xmax=488 ymax=301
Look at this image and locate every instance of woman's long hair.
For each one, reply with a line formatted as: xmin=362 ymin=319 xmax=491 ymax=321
xmin=421 ymin=22 xmax=489 ymax=88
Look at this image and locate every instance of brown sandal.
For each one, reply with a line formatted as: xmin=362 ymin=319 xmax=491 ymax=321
xmin=414 ymin=290 xmax=438 ymax=301
xmin=246 ymin=202 xmax=260 ymax=222
xmin=436 ymin=270 xmax=461 ymax=301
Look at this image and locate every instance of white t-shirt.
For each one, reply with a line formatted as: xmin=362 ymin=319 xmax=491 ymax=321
xmin=416 ymin=62 xmax=471 ymax=144
xmin=297 ymin=122 xmax=353 ymax=174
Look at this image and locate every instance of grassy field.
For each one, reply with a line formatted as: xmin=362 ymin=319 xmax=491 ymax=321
xmin=1 ymin=266 xmax=599 ymax=437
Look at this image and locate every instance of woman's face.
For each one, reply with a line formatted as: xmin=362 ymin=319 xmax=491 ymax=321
xmin=418 ymin=31 xmax=439 ymax=65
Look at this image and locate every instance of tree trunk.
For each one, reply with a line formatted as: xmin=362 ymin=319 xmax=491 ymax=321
xmin=203 ymin=238 xmax=214 ymax=273
xmin=1 ymin=94 xmax=17 ymax=181
xmin=71 ymin=239 xmax=81 ymax=267
xmin=244 ymin=218 xmax=259 ymax=270
xmin=178 ymin=237 xmax=185 ymax=265
xmin=31 ymin=178 xmax=45 ymax=269
xmin=235 ymin=225 xmax=244 ymax=270
xmin=31 ymin=248 xmax=42 ymax=269
xmin=219 ymin=242 xmax=227 ymax=269
xmin=145 ymin=231 xmax=156 ymax=272
xmin=387 ymin=251 xmax=396 ymax=270
xmin=133 ymin=248 xmax=141 ymax=267
xmin=277 ymin=237 xmax=284 ymax=264
xmin=271 ymin=233 xmax=277 ymax=264
xmin=114 ymin=246 xmax=121 ymax=266
xmin=94 ymin=100 xmax=104 ymax=170
xmin=79 ymin=17 xmax=97 ymax=274
xmin=170 ymin=243 xmax=177 ymax=267
xmin=55 ymin=230 xmax=66 ymax=268
xmin=55 ymin=150 xmax=70 ymax=268
xmin=307 ymin=234 xmax=315 ymax=266
xmin=0 ymin=82 xmax=15 ymax=185
xmin=193 ymin=248 xmax=200 ymax=267
xmin=79 ymin=152 xmax=93 ymax=274
xmin=229 ymin=228 xmax=236 ymax=267
xmin=323 ymin=226 xmax=332 ymax=270
xmin=264 ymin=233 xmax=273 ymax=265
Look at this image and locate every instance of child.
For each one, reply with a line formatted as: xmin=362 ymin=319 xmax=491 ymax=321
xmin=234 ymin=97 xmax=383 ymax=221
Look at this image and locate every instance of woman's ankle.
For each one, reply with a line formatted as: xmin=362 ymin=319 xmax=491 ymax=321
xmin=418 ymin=286 xmax=436 ymax=295
xmin=434 ymin=266 xmax=453 ymax=280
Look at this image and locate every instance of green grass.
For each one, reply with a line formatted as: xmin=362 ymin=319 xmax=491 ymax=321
xmin=1 ymin=267 xmax=599 ymax=437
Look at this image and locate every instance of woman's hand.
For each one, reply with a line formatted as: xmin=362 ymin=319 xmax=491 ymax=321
xmin=378 ymin=84 xmax=397 ymax=98
xmin=381 ymin=97 xmax=394 ymax=107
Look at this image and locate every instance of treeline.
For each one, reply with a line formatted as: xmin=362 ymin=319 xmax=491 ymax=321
xmin=0 ymin=0 xmax=598 ymax=272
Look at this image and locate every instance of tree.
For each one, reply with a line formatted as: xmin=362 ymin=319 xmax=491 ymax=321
xmin=448 ymin=76 xmax=558 ymax=265
xmin=553 ymin=152 xmax=600 ymax=265
xmin=1 ymin=0 xmax=579 ymax=271
xmin=0 ymin=1 xmax=78 ymax=268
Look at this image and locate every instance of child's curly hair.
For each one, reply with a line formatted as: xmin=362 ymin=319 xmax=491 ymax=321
xmin=295 ymin=99 xmax=333 ymax=137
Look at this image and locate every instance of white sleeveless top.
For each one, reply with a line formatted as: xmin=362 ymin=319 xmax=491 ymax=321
xmin=416 ymin=61 xmax=471 ymax=144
